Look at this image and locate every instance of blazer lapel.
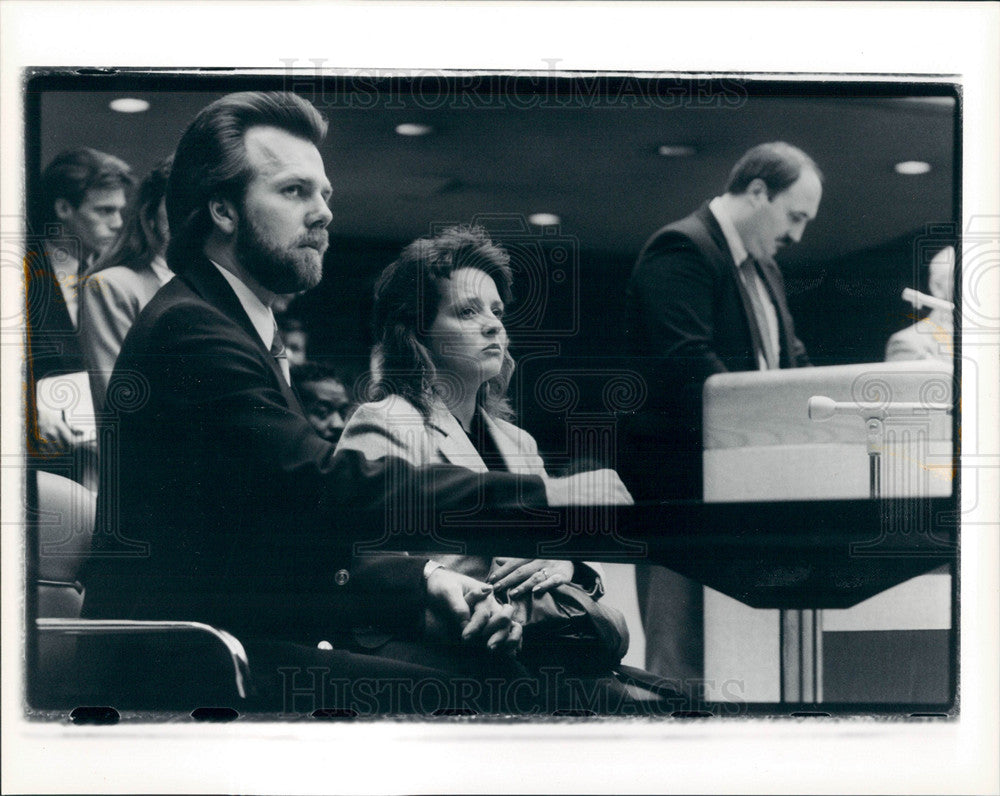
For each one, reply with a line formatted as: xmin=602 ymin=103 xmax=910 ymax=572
xmin=182 ymin=257 xmax=304 ymax=414
xmin=137 ymin=265 xmax=167 ymax=302
xmin=428 ymin=407 xmax=489 ymax=473
xmin=480 ymin=412 xmax=531 ymax=475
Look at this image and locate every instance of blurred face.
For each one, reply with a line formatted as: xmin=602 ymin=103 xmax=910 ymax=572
xmin=283 ymin=329 xmax=308 ymax=366
xmin=301 ymin=378 xmax=350 ymax=442
xmin=427 ymin=267 xmax=507 ymax=390
xmin=928 ymin=246 xmax=955 ymax=302
xmin=743 ymin=167 xmax=822 ymax=261
xmin=56 ymin=186 xmax=127 ymax=259
xmin=236 ymin=126 xmax=333 ymax=294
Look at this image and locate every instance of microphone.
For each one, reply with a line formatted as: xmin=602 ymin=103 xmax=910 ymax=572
xmin=808 ymin=395 xmax=952 ymax=421
xmin=902 ymin=288 xmax=954 ymax=314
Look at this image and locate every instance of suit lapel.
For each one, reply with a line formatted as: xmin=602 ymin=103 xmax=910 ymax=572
xmin=693 ymin=206 xmax=768 ymax=366
xmin=182 ymin=257 xmax=304 ymax=414
xmin=26 ymin=246 xmax=83 ymax=376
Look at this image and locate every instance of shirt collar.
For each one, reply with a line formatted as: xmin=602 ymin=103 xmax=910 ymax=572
xmin=42 ymin=239 xmax=82 ymax=277
xmin=149 ymin=255 xmax=173 ymax=287
xmin=708 ymin=196 xmax=749 ymax=266
xmin=211 ymin=261 xmax=275 ymax=350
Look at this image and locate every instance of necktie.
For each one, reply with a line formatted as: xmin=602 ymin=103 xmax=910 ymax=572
xmin=738 ymin=257 xmax=779 ymax=370
xmin=270 ymin=326 xmax=291 ymax=385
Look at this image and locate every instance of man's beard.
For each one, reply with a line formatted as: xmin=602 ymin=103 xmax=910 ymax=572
xmin=235 ymin=211 xmax=327 ymax=295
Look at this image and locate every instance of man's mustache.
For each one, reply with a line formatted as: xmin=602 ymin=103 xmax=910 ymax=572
xmin=299 ymin=230 xmax=329 ymax=250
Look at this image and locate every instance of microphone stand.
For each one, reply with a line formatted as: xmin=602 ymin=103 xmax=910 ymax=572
xmin=809 ymin=398 xmax=952 ymax=500
xmin=866 ymin=416 xmax=883 ymax=500
xmin=798 ymin=396 xmax=952 ymax=705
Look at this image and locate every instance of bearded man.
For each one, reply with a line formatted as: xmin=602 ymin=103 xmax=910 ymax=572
xmin=82 ymin=92 xmax=611 ymax=711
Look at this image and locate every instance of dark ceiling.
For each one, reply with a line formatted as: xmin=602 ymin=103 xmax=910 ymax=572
xmin=35 ymin=81 xmax=956 ymax=265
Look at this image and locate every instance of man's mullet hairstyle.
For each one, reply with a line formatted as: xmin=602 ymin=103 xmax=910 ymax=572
xmin=165 ymin=91 xmax=328 ymax=274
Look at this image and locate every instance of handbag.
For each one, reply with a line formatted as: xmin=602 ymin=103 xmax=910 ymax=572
xmin=509 ymin=582 xmax=630 ymax=674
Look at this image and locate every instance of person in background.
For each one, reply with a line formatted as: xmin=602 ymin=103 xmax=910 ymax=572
xmin=885 ymin=245 xmax=955 ymax=362
xmin=291 ymin=361 xmax=353 ymax=444
xmin=621 ymin=141 xmax=822 ymax=691
xmin=276 ymin=312 xmax=308 ymax=366
xmin=79 ymin=156 xmax=173 ymax=413
xmin=25 ymin=147 xmax=132 ymax=482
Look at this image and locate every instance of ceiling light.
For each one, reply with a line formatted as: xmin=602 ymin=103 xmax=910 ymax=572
xmin=894 ymin=160 xmax=931 ymax=175
xmin=395 ymin=123 xmax=433 ymax=137
xmin=109 ymin=97 xmax=150 ymax=113
xmin=528 ymin=213 xmax=561 ymax=227
xmin=658 ymin=145 xmax=697 ymax=157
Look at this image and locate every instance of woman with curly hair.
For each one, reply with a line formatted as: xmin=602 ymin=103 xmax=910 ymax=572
xmin=337 ymin=225 xmax=632 ymax=672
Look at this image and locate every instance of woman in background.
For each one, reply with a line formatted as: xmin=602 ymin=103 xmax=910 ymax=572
xmin=336 ymin=225 xmax=632 ymax=671
xmin=78 ymin=156 xmax=172 ymax=412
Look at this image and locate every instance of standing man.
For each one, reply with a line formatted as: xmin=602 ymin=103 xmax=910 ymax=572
xmin=622 ymin=141 xmax=822 ymax=688
xmin=82 ymin=92 xmax=627 ymax=711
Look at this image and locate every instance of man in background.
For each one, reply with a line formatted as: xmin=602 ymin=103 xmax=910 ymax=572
xmin=27 ymin=147 xmax=133 ymax=380
xmin=276 ymin=312 xmax=309 ymax=366
xmin=622 ymin=141 xmax=822 ymax=689
xmin=26 ymin=148 xmax=132 ymax=480
xmin=292 ymin=361 xmax=353 ymax=444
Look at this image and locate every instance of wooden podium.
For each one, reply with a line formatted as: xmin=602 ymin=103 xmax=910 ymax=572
xmin=701 ymin=360 xmax=953 ymax=703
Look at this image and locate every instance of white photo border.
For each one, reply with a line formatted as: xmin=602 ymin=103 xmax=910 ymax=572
xmin=2 ymin=2 xmax=997 ymax=794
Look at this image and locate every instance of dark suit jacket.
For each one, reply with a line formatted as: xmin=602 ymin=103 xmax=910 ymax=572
xmin=82 ymin=255 xmax=548 ymax=645
xmin=621 ymin=203 xmax=809 ymax=499
xmin=25 ymin=245 xmax=85 ymax=382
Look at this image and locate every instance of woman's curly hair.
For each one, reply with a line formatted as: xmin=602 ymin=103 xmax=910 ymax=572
xmin=368 ymin=225 xmax=515 ymax=422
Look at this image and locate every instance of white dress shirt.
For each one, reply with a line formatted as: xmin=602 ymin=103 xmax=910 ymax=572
xmin=211 ymin=262 xmax=276 ymax=351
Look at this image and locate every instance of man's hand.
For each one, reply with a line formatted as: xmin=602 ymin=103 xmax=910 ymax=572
xmin=543 ymin=469 xmax=634 ymax=506
xmin=424 ymin=567 xmax=521 ymax=654
xmin=487 ymin=558 xmax=574 ymax=598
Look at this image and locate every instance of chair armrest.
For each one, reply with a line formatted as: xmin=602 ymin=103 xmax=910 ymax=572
xmin=36 ymin=618 xmax=251 ymax=700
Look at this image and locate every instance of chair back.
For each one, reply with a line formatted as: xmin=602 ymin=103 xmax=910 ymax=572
xmin=35 ymin=470 xmax=96 ymax=618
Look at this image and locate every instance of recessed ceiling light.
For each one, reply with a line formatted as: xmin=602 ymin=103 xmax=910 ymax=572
xmin=658 ymin=144 xmax=697 ymax=157
xmin=109 ymin=98 xmax=150 ymax=113
xmin=395 ymin=123 xmax=433 ymax=137
xmin=894 ymin=160 xmax=932 ymax=175
xmin=528 ymin=213 xmax=561 ymax=227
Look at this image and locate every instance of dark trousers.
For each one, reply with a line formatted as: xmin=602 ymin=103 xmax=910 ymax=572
xmin=634 ymin=565 xmax=704 ymax=695
xmin=246 ymin=637 xmax=674 ymax=716
xmin=618 ymin=419 xmax=705 ymax=693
